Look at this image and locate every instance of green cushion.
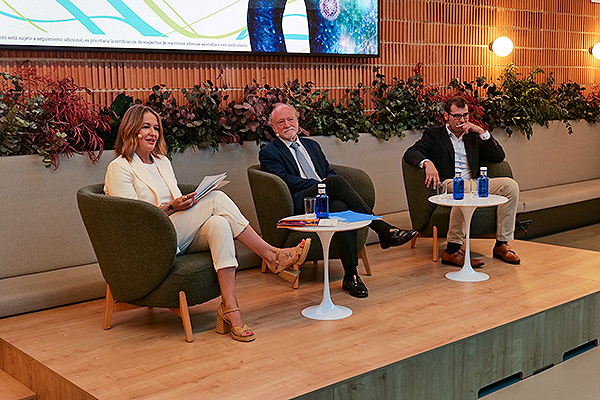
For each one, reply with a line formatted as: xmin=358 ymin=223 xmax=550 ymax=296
xmin=131 ymin=252 xmax=220 ymax=308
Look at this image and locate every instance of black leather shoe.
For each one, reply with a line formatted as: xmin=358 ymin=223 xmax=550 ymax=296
xmin=379 ymin=229 xmax=418 ymax=249
xmin=342 ymin=274 xmax=369 ymax=298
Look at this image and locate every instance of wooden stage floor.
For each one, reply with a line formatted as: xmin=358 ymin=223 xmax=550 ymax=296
xmin=2 ymin=238 xmax=600 ymax=400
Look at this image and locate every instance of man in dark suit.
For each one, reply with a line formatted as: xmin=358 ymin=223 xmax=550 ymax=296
xmin=259 ymin=103 xmax=417 ymax=298
xmin=404 ymin=96 xmax=521 ymax=267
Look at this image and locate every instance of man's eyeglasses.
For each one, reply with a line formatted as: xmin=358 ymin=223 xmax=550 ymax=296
xmin=448 ymin=112 xmax=470 ymax=120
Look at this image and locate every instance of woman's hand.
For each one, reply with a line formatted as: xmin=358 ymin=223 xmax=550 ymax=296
xmin=162 ymin=192 xmax=197 ymax=215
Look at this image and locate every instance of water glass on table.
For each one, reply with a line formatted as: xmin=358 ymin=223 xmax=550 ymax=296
xmin=436 ymin=181 xmax=448 ymax=197
xmin=304 ymin=197 xmax=316 ymax=219
xmin=468 ymin=179 xmax=479 ymax=198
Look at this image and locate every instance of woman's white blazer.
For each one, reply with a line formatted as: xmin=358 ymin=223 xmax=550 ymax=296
xmin=104 ymin=154 xmax=182 ymax=206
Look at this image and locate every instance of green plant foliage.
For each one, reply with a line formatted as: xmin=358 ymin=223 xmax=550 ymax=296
xmin=4 ymin=62 xmax=600 ymax=168
xmin=370 ymin=65 xmax=441 ymax=140
xmin=288 ymin=79 xmax=369 ymax=142
xmin=1 ymin=71 xmax=39 ymax=157
xmin=99 ymin=92 xmax=137 ymax=150
xmin=222 ymin=80 xmax=290 ymax=144
xmin=334 ymin=85 xmax=371 ymax=142
xmin=482 ymin=63 xmax=560 ymax=138
xmin=554 ymin=81 xmax=597 ymax=132
xmin=140 ymin=80 xmax=228 ymax=152
xmin=179 ymin=80 xmax=227 ymax=150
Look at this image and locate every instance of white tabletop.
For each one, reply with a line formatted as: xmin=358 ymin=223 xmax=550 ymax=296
xmin=281 ymin=215 xmax=371 ymax=233
xmin=428 ymin=194 xmax=508 ymax=208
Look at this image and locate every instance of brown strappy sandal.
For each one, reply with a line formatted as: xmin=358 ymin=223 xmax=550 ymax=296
xmin=216 ymin=303 xmax=255 ymax=342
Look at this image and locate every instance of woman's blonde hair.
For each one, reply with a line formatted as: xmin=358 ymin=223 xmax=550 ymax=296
xmin=114 ymin=105 xmax=167 ymax=161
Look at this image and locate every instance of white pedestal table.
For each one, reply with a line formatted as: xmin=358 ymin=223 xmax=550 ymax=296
xmin=283 ymin=217 xmax=370 ymax=320
xmin=428 ymin=194 xmax=508 ymax=282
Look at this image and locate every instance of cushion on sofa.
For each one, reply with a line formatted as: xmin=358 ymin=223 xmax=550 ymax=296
xmin=519 ymin=179 xmax=600 ymax=213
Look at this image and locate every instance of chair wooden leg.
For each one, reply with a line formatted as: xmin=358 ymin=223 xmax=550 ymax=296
xmin=103 ymin=284 xmax=115 ymax=330
xmin=432 ymin=225 xmax=439 ymax=262
xmin=359 ymin=245 xmax=372 ymax=276
xmin=175 ymin=291 xmax=194 ymax=343
xmin=410 ymin=234 xmax=417 ymax=248
xmin=261 ymin=259 xmax=267 ymax=273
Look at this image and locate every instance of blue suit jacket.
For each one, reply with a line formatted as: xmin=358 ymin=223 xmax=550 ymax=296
xmin=259 ymin=137 xmax=336 ymax=212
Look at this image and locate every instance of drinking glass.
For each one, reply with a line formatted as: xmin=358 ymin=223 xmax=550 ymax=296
xmin=436 ymin=181 xmax=448 ymax=197
xmin=469 ymin=179 xmax=478 ymax=198
xmin=304 ymin=197 xmax=316 ymax=218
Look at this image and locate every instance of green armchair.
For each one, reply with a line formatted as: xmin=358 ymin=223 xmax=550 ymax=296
xmin=77 ymin=184 xmax=221 ymax=342
xmin=247 ymin=164 xmax=373 ymax=288
xmin=401 ymin=159 xmax=514 ymax=261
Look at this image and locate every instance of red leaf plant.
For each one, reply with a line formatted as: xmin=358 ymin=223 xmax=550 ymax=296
xmin=34 ymin=74 xmax=110 ymax=169
xmin=2 ymin=66 xmax=111 ymax=169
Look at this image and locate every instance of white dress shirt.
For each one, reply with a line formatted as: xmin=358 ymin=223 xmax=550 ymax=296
xmin=137 ymin=153 xmax=173 ymax=206
xmin=418 ymin=126 xmax=491 ymax=180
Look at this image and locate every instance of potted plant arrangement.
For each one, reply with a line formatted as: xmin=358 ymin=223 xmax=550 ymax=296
xmin=0 ymin=66 xmax=110 ymax=169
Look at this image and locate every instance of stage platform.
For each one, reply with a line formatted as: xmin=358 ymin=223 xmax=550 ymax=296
xmin=2 ymin=238 xmax=600 ymax=400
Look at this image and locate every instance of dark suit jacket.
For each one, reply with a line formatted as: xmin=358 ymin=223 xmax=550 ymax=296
xmin=259 ymin=137 xmax=335 ymax=212
xmin=403 ymin=126 xmax=506 ymax=181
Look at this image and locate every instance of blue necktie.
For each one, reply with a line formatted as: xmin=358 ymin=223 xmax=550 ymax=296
xmin=290 ymin=142 xmax=320 ymax=180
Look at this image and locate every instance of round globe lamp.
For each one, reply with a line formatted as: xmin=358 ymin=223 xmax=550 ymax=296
xmin=489 ymin=36 xmax=514 ymax=57
xmin=590 ymin=43 xmax=600 ymax=60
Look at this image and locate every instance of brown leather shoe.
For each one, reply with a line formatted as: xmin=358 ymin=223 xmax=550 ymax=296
xmin=441 ymin=249 xmax=485 ymax=268
xmin=493 ymin=243 xmax=521 ymax=264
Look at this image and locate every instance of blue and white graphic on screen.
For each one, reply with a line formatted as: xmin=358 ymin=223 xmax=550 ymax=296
xmin=247 ymin=0 xmax=378 ymax=54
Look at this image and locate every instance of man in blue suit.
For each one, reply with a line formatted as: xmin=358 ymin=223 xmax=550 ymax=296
xmin=259 ymin=103 xmax=417 ymax=298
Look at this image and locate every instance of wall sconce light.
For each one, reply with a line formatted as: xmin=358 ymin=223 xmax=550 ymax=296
xmin=489 ymin=36 xmax=514 ymax=57
xmin=589 ymin=43 xmax=600 ymax=60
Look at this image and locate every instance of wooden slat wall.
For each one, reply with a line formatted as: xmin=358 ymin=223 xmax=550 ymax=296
xmin=2 ymin=0 xmax=600 ymax=107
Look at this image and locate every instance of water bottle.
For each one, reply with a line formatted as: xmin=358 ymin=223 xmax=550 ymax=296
xmin=453 ymin=168 xmax=464 ymax=200
xmin=315 ymin=183 xmax=329 ymax=219
xmin=478 ymin=166 xmax=489 ymax=197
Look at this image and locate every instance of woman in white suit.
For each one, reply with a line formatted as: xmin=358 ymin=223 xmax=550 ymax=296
xmin=104 ymin=105 xmax=310 ymax=342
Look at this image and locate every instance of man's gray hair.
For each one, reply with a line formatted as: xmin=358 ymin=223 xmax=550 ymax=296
xmin=268 ymin=103 xmax=299 ymax=126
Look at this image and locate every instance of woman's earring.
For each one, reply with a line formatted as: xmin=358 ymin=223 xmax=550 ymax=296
xmin=137 ymin=134 xmax=143 ymax=138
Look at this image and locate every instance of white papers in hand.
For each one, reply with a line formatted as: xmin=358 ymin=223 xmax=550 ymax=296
xmin=194 ymin=172 xmax=229 ymax=201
